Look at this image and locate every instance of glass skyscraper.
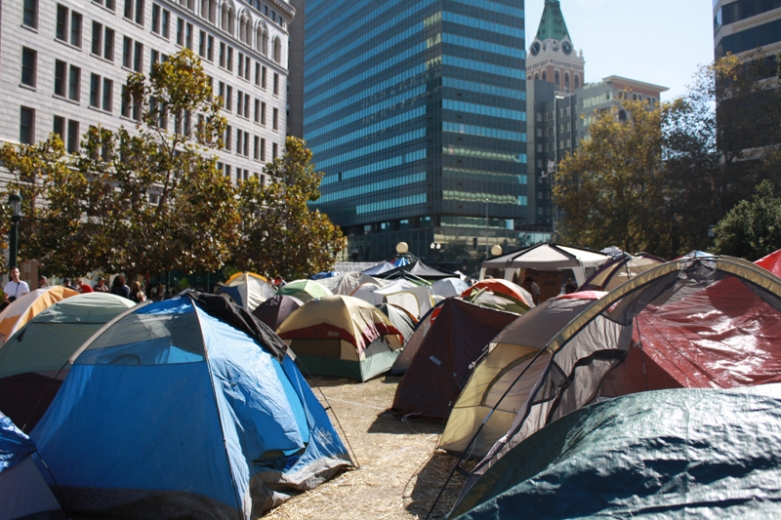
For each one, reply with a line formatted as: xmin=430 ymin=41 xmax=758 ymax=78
xmin=304 ymin=0 xmax=527 ymax=267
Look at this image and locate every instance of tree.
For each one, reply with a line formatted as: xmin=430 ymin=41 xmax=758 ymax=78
xmin=234 ymin=136 xmax=346 ymax=279
xmin=553 ymin=100 xmax=670 ymax=255
xmin=0 ymin=49 xmax=239 ymax=278
xmin=714 ymin=181 xmax=781 ymax=260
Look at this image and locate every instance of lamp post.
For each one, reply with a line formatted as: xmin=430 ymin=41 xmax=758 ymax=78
xmin=485 ymin=198 xmax=490 ymax=260
xmin=7 ymin=194 xmax=22 ymax=269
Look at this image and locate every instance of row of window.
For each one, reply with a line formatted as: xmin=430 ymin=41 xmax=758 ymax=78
xmin=321 ymin=149 xmax=427 ymax=186
xmin=220 ymin=128 xmax=276 ymax=161
xmin=23 ymin=0 xmax=285 ymax=63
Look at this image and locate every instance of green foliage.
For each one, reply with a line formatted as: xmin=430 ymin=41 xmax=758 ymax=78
xmin=234 ymin=136 xmax=346 ymax=279
xmin=714 ymin=181 xmax=781 ymax=260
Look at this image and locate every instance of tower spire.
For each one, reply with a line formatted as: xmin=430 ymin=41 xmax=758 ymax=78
xmin=535 ymin=0 xmax=572 ymax=44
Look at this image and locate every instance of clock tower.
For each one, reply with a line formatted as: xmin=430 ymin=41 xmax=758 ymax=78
xmin=527 ymin=0 xmax=585 ymax=95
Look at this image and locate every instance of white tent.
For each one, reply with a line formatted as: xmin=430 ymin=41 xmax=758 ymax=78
xmin=481 ymin=243 xmax=610 ymax=288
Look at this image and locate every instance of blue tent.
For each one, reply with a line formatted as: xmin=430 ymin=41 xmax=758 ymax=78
xmin=0 ymin=413 xmax=65 ymax=520
xmin=31 ymin=293 xmax=351 ymax=519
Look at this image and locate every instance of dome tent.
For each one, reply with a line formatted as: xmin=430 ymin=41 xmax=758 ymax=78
xmin=452 ymin=255 xmax=781 ymax=509
xmin=217 ymin=272 xmax=276 ymax=312
xmin=277 ymin=295 xmax=403 ymax=382
xmin=439 ymin=291 xmax=605 ymax=457
xmin=0 ymin=292 xmax=135 ymax=432
xmin=252 ymin=294 xmax=304 ymax=331
xmin=0 ymin=412 xmax=65 ymax=520
xmin=0 ymin=286 xmax=79 ymax=345
xmin=30 ymin=292 xmax=351 ymax=519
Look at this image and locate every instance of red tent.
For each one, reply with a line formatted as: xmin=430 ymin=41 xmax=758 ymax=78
xmin=756 ymin=249 xmax=781 ymax=277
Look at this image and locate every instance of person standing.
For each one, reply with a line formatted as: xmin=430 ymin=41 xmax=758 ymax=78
xmin=4 ymin=267 xmax=30 ymax=304
xmin=110 ymin=275 xmax=131 ymax=300
xmin=78 ymin=279 xmax=94 ymax=293
xmin=38 ymin=276 xmax=47 ymax=289
xmin=94 ymin=278 xmax=110 ymax=292
xmin=129 ymin=281 xmax=146 ymax=304
xmin=522 ymin=275 xmax=541 ymax=306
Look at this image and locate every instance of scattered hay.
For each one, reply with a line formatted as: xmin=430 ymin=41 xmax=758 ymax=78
xmin=264 ymin=376 xmax=473 ymax=519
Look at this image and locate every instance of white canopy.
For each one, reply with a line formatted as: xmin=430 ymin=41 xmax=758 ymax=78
xmin=481 ymin=243 xmax=610 ymax=287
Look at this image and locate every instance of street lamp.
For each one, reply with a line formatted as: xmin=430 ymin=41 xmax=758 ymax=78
xmin=430 ymin=242 xmax=441 ymax=264
xmin=7 ymin=193 xmax=22 ymax=269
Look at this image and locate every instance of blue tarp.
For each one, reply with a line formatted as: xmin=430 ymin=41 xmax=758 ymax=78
xmin=31 ymin=296 xmax=350 ymax=519
xmin=453 ymin=386 xmax=781 ymax=519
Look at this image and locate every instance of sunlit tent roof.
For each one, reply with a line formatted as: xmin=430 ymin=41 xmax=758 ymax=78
xmin=462 ymin=289 xmax=530 ymax=315
xmin=378 ymin=260 xmax=455 ymax=281
xmin=452 ymin=385 xmax=781 ymax=519
xmin=0 ymin=412 xmax=65 ymax=520
xmin=580 ymin=253 xmax=665 ymax=292
xmin=217 ymin=272 xmax=276 ymax=312
xmin=30 ymin=292 xmax=350 ymax=518
xmin=0 ymin=287 xmax=79 ymax=345
xmin=481 ymin=243 xmax=610 ymax=286
xmin=430 ymin=277 xmax=470 ymax=299
xmin=439 ymin=291 xmax=605 ymax=457
xmin=277 ymin=279 xmax=333 ymax=303
xmin=276 ymin=295 xmax=403 ymax=382
xmin=756 ymin=248 xmax=781 ymax=277
xmin=362 ymin=262 xmax=396 ymax=276
xmin=0 ymin=293 xmax=135 ymax=432
xmin=313 ymin=272 xmax=380 ymax=296
xmin=461 ymin=279 xmax=533 ymax=308
xmin=458 ymin=255 xmax=781 ymax=501
xmin=390 ymin=299 xmax=518 ymax=421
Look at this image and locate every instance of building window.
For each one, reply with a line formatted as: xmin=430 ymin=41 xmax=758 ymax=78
xmin=70 ymin=11 xmax=83 ymax=47
xmin=95 ymin=0 xmax=116 ymax=9
xmin=152 ymin=4 xmax=161 ymax=34
xmin=243 ymin=131 xmax=249 ymax=156
xmin=226 ymin=86 xmax=232 ymax=111
xmin=53 ymin=116 xmax=65 ymax=141
xmin=186 ymin=22 xmax=193 ymax=49
xmin=574 ymin=74 xmax=580 ymax=90
xmin=21 ymin=48 xmax=37 ymax=87
xmin=261 ymin=66 xmax=267 ymax=89
xmin=260 ymin=138 xmax=266 ymax=161
xmin=68 ymin=65 xmax=81 ymax=101
xmin=225 ymin=125 xmax=232 ymax=151
xmin=54 ymin=60 xmax=67 ymax=96
xmin=23 ymin=0 xmax=38 ymax=29
xmin=272 ymin=107 xmax=278 ymax=131
xmin=207 ymin=35 xmax=214 ymax=61
xmin=273 ymin=36 xmax=281 ymax=63
xmin=273 ymin=73 xmax=279 ymax=95
xmin=134 ymin=41 xmax=144 ymax=72
xmin=90 ymin=74 xmax=100 ymax=107
xmin=254 ymin=99 xmax=260 ymax=123
xmin=227 ymin=46 xmax=233 ymax=72
xmin=261 ymin=102 xmax=266 ymax=125
xmin=238 ymin=52 xmax=245 ymax=78
xmin=125 ymin=0 xmax=144 ymax=25
xmin=198 ymin=30 xmax=206 ymax=57
xmin=272 ymin=142 xmax=277 ymax=160
xmin=123 ymin=37 xmax=132 ymax=68
xmin=56 ymin=5 xmax=68 ymax=41
xmin=20 ymin=107 xmax=35 ymax=145
xmin=253 ymin=135 xmax=260 ymax=159
xmin=103 ymin=78 xmax=113 ymax=112
xmin=91 ymin=22 xmax=103 ymax=55
xmin=219 ymin=42 xmax=226 ymax=68
xmin=121 ymin=85 xmax=131 ymax=117
xmin=67 ymin=120 xmax=79 ymax=153
xmin=176 ymin=18 xmax=184 ymax=46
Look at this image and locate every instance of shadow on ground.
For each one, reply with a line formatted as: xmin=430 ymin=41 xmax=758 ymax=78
xmin=404 ymin=451 xmax=477 ymax=519
xmin=367 ymin=411 xmax=444 ymax=435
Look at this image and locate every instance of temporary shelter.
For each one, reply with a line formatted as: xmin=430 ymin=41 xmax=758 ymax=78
xmin=278 ymin=279 xmax=333 ymax=302
xmin=352 ymin=278 xmax=434 ymax=319
xmin=276 ymin=295 xmax=403 ymax=381
xmin=462 ymin=289 xmax=530 ymax=315
xmin=579 ymin=252 xmax=664 ymax=292
xmin=378 ymin=260 xmax=454 ymax=281
xmin=362 ymin=262 xmax=396 ymax=276
xmin=376 ymin=303 xmax=417 ymax=346
xmin=252 ymin=294 xmax=303 ymax=331
xmin=313 ymin=272 xmax=380 ymax=296
xmin=0 ymin=413 xmax=65 ymax=520
xmin=439 ymin=291 xmax=605 ymax=457
xmin=30 ymin=292 xmax=351 ymax=519
xmin=217 ymin=272 xmax=276 ymax=312
xmin=480 ymin=243 xmax=610 ymax=298
xmin=0 ymin=287 xmax=79 ymax=344
xmin=456 ymin=255 xmax=781 ymax=500
xmin=390 ymin=299 xmax=518 ymax=421
xmin=756 ymin=248 xmax=781 ymax=277
xmin=0 ymin=293 xmax=135 ymax=432
xmin=389 ymin=302 xmax=445 ymax=376
xmin=430 ymin=277 xmax=470 ymax=299
xmin=461 ymin=279 xmax=533 ymax=307
xmin=451 ymin=385 xmax=781 ymax=519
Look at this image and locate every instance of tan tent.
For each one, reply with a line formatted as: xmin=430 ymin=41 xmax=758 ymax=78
xmin=277 ymin=295 xmax=402 ymax=381
xmin=580 ymin=253 xmax=664 ymax=292
xmin=439 ymin=291 xmax=606 ymax=457
xmin=0 ymin=287 xmax=79 ymax=345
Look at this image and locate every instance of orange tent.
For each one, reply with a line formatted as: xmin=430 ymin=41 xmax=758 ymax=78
xmin=0 ymin=287 xmax=79 ymax=344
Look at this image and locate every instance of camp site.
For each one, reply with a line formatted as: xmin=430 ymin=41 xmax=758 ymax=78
xmin=2 ymin=245 xmax=781 ymax=519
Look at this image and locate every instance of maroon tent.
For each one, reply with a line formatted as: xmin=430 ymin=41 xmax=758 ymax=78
xmin=390 ymin=299 xmax=518 ymax=421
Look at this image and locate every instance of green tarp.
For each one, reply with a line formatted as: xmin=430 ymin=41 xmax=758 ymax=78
xmin=453 ymin=385 xmax=781 ymax=519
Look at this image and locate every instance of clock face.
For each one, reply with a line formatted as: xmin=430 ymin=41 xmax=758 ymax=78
xmin=562 ymin=41 xmax=572 ymax=55
xmin=530 ymin=42 xmax=541 ymax=56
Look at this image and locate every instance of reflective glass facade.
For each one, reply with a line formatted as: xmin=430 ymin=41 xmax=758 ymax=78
xmin=304 ymin=0 xmax=527 ymax=263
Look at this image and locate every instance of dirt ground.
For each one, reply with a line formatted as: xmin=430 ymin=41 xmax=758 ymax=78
xmin=264 ymin=376 xmax=471 ymax=520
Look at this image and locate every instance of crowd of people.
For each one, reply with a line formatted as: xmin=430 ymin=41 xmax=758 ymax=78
xmin=0 ymin=270 xmax=157 ymax=311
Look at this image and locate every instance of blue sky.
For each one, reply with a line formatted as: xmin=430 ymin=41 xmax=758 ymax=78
xmin=524 ymin=1 xmax=715 ymax=101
